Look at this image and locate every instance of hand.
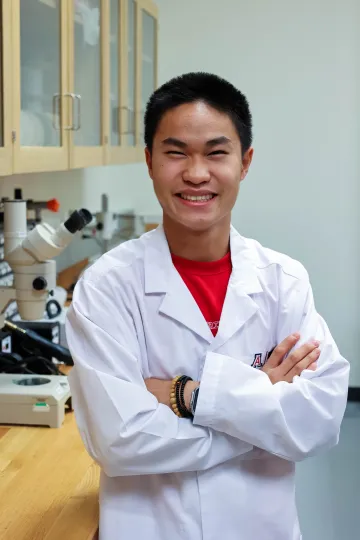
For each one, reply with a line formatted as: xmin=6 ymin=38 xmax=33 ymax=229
xmin=261 ymin=333 xmax=321 ymax=384
xmin=145 ymin=378 xmax=200 ymax=412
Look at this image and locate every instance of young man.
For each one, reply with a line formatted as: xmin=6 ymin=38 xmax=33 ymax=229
xmin=66 ymin=72 xmax=349 ymax=540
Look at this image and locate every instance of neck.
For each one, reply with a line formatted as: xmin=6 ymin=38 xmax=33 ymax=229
xmin=163 ymin=215 xmax=231 ymax=262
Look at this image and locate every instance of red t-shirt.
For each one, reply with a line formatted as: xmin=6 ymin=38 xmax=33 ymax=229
xmin=171 ymin=252 xmax=232 ymax=336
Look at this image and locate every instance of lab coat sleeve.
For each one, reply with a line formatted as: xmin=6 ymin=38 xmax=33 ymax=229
xmin=193 ymin=275 xmax=350 ymax=462
xmin=66 ymin=276 xmax=254 ymax=477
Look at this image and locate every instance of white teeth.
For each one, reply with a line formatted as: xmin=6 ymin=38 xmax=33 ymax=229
xmin=180 ymin=194 xmax=214 ymax=201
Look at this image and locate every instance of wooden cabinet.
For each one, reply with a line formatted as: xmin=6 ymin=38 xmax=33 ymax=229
xmin=11 ymin=0 xmax=70 ymax=174
xmin=0 ymin=0 xmax=158 ymax=177
xmin=0 ymin=1 xmax=13 ymax=176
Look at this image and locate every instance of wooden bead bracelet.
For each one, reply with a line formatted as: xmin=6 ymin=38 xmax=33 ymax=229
xmin=170 ymin=375 xmax=193 ymax=418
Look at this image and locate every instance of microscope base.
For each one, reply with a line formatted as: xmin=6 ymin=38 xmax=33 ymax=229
xmin=0 ymin=374 xmax=71 ymax=428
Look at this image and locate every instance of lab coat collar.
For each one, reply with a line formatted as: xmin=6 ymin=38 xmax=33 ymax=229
xmin=213 ymin=226 xmax=263 ymax=350
xmin=144 ymin=225 xmax=263 ymax=346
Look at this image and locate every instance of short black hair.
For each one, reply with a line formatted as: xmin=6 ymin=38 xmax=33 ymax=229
xmin=144 ymin=72 xmax=253 ymax=153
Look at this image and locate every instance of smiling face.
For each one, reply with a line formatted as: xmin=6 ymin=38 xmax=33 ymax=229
xmin=145 ymin=101 xmax=253 ymax=234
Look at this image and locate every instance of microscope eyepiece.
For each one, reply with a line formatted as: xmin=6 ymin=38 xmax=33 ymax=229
xmin=64 ymin=209 xmax=92 ymax=234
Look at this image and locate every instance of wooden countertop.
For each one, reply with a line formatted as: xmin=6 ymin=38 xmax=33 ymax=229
xmin=0 ymin=382 xmax=100 ymax=540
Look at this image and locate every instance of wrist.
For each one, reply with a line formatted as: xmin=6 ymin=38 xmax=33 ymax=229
xmin=184 ymin=381 xmax=200 ymax=411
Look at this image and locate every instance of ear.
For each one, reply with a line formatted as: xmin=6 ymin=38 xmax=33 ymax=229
xmin=240 ymin=147 xmax=254 ymax=181
xmin=145 ymin=147 xmax=153 ymax=178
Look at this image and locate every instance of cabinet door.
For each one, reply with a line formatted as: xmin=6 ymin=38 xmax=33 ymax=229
xmin=0 ymin=0 xmax=12 ymax=176
xmin=12 ymin=0 xmax=69 ymax=174
xmin=69 ymin=0 xmax=106 ymax=168
xmin=106 ymin=0 xmax=125 ymax=164
xmin=137 ymin=0 xmax=157 ymax=147
xmin=118 ymin=0 xmax=157 ymax=164
xmin=110 ymin=0 xmax=138 ymax=163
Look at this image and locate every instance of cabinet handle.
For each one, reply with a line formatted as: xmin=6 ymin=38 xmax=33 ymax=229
xmin=52 ymin=93 xmax=61 ymax=130
xmin=73 ymin=94 xmax=82 ymax=131
xmin=64 ymin=93 xmax=82 ymax=131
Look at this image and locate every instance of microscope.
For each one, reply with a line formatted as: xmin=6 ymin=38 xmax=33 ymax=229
xmin=0 ymin=196 xmax=92 ymax=427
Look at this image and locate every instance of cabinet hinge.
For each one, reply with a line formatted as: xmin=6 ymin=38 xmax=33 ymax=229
xmin=11 ymin=130 xmax=16 ymax=143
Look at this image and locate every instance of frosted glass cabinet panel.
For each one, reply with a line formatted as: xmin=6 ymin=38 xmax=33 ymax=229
xmin=110 ymin=0 xmax=121 ymax=147
xmin=73 ymin=0 xmax=101 ymax=147
xmin=127 ymin=0 xmax=136 ymax=147
xmin=20 ymin=0 xmax=62 ymax=148
xmin=141 ymin=8 xmax=156 ymax=132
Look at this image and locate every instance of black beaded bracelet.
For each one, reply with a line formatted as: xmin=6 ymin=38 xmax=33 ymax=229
xmin=174 ymin=376 xmax=187 ymax=417
xmin=175 ymin=375 xmax=193 ymax=418
xmin=178 ymin=376 xmax=193 ymax=418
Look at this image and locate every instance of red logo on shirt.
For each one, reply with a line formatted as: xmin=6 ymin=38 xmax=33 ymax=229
xmin=208 ymin=321 xmax=219 ymax=331
xmin=252 ymin=349 xmax=275 ymax=369
xmin=252 ymin=353 xmax=264 ymax=369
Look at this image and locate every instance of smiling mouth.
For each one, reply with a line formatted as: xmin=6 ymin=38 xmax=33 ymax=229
xmin=176 ymin=193 xmax=217 ymax=202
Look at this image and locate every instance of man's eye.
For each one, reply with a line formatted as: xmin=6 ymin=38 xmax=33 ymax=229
xmin=165 ymin=151 xmax=185 ymax=156
xmin=209 ymin=150 xmax=228 ymax=156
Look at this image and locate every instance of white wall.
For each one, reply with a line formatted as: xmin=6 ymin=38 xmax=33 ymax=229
xmin=0 ymin=163 xmax=150 ymax=220
xmin=156 ymin=0 xmax=360 ymax=385
xmin=1 ymin=0 xmax=359 ymax=384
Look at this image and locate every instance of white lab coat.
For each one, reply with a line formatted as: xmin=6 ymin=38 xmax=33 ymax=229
xmin=66 ymin=225 xmax=349 ymax=540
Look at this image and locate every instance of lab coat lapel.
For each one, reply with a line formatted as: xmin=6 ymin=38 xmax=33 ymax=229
xmin=212 ymin=227 xmax=263 ymax=351
xmin=144 ymin=226 xmax=213 ymax=344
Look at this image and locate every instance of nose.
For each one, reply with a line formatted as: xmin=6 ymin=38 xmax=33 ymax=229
xmin=182 ymin=157 xmax=211 ymax=185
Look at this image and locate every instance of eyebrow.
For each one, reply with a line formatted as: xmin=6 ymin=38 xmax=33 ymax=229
xmin=161 ymin=137 xmax=187 ymax=148
xmin=205 ymin=136 xmax=232 ymax=147
xmin=161 ymin=136 xmax=232 ymax=148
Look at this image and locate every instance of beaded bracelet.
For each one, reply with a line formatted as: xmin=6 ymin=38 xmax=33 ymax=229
xmin=170 ymin=375 xmax=182 ymax=417
xmin=175 ymin=376 xmax=190 ymax=418
xmin=177 ymin=376 xmax=193 ymax=418
xmin=170 ymin=375 xmax=193 ymax=418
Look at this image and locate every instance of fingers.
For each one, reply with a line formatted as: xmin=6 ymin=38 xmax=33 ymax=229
xmin=265 ymin=333 xmax=301 ymax=368
xmin=283 ymin=347 xmax=321 ymax=382
xmin=279 ymin=340 xmax=320 ymax=376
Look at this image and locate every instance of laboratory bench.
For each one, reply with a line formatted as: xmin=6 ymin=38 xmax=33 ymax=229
xmin=0 ymin=371 xmax=100 ymax=540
